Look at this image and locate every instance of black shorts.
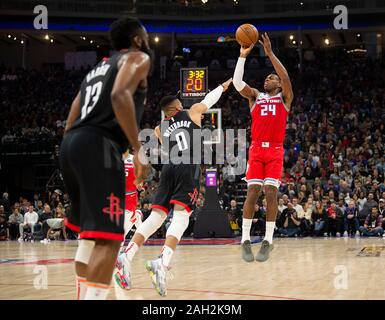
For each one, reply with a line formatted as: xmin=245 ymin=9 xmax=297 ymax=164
xmin=152 ymin=164 xmax=200 ymax=215
xmin=60 ymin=127 xmax=125 ymax=241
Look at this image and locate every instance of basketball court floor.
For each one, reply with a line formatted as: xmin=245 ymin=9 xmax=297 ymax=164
xmin=1 ymin=237 xmax=384 ymax=300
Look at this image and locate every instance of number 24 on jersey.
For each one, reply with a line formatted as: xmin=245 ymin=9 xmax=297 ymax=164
xmin=260 ymin=104 xmax=276 ymax=116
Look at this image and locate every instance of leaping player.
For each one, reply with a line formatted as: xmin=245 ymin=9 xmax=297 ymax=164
xmin=114 ymin=78 xmax=232 ymax=296
xmin=232 ymin=33 xmax=293 ymax=262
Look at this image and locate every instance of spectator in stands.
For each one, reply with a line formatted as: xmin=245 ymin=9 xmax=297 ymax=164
xmin=343 ymin=200 xmax=360 ymax=237
xmin=359 ymin=207 xmax=384 ymax=237
xmin=32 ymin=194 xmax=40 ymax=209
xmin=250 ymin=204 xmax=265 ymax=237
xmin=293 ymin=197 xmax=305 ymax=217
xmin=325 ymin=201 xmax=344 ymax=237
xmin=378 ymin=198 xmax=385 ymax=217
xmin=227 ymin=200 xmax=241 ymax=234
xmin=278 ymin=198 xmax=287 ymax=214
xmin=363 ymin=192 xmax=378 ymax=215
xmin=312 ymin=201 xmax=327 ymax=236
xmin=278 ymin=203 xmax=301 ymax=237
xmin=0 ymin=193 xmax=11 ymax=217
xmin=36 ymin=201 xmax=44 ymax=216
xmin=8 ymin=207 xmax=23 ymax=240
xmin=38 ymin=204 xmax=54 ymax=242
xmin=0 ymin=212 xmax=8 ymax=240
xmin=45 ymin=206 xmax=67 ymax=242
xmin=18 ymin=205 xmax=39 ymax=242
xmin=299 ymin=198 xmax=313 ymax=236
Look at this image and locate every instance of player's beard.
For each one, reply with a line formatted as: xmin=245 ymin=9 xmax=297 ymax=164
xmin=141 ymin=44 xmax=155 ymax=76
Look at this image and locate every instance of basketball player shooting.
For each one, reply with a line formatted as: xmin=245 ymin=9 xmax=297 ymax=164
xmin=114 ymin=78 xmax=232 ymax=296
xmin=60 ymin=17 xmax=151 ymax=300
xmin=233 ymin=33 xmax=293 ymax=262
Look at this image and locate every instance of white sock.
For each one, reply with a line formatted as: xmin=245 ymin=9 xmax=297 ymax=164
xmin=161 ymin=245 xmax=174 ymax=268
xmin=264 ymin=221 xmax=275 ymax=244
xmin=76 ymin=276 xmax=87 ymax=300
xmin=241 ymin=218 xmax=252 ymax=243
xmin=84 ymin=282 xmax=109 ymax=300
xmin=124 ymin=242 xmax=139 ymax=261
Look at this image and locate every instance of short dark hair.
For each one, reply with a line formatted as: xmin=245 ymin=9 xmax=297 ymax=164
xmin=109 ymin=17 xmax=144 ymax=50
xmin=159 ymin=95 xmax=178 ymax=110
xmin=270 ymin=72 xmax=281 ymax=80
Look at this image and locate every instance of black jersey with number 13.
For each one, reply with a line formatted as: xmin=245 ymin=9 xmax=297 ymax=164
xmin=69 ymin=53 xmax=130 ymax=152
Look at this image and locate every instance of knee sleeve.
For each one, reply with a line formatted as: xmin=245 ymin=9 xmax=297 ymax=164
xmin=166 ymin=210 xmax=190 ymax=241
xmin=136 ymin=209 xmax=167 ymax=241
xmin=75 ymin=239 xmax=95 ymax=265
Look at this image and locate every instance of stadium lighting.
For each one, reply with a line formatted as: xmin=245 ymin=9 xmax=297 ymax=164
xmin=356 ymin=33 xmax=361 ymax=37
xmin=44 ymin=34 xmax=49 ymax=40
xmin=154 ymin=36 xmax=159 ymax=43
xmin=7 ymin=34 xmax=11 ymax=38
xmin=13 ymin=37 xmax=17 ymax=41
xmin=300 ymin=2 xmax=304 ymax=5
xmin=50 ymin=39 xmax=54 ymax=43
xmin=20 ymin=40 xmax=24 ymax=44
xmin=324 ymin=38 xmax=330 ymax=45
xmin=289 ymin=35 xmax=294 ymax=40
xmin=292 ymin=40 xmax=297 ymax=45
xmin=201 ymin=0 xmax=208 ymax=3
xmin=90 ymin=40 xmax=93 ymax=44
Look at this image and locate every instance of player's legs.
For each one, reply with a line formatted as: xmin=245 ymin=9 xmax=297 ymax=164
xmin=114 ymin=207 xmax=167 ymax=290
xmin=67 ymin=131 xmax=126 ymax=299
xmin=60 ymin=132 xmax=85 ymax=299
xmin=241 ymin=156 xmax=265 ymax=262
xmin=84 ymin=239 xmax=121 ymax=299
xmin=115 ymin=167 xmax=172 ymax=290
xmin=145 ymin=203 xmax=190 ymax=297
xmin=255 ymin=147 xmax=283 ymax=262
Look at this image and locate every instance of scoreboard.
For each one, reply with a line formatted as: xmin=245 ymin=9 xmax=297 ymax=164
xmin=180 ymin=67 xmax=208 ymax=99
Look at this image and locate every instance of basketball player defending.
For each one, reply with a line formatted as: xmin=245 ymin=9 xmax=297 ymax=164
xmin=114 ymin=78 xmax=232 ymax=295
xmin=233 ymin=33 xmax=293 ymax=262
xmin=61 ymin=17 xmax=151 ymax=300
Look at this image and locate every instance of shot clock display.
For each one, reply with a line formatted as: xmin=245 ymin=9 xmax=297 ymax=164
xmin=180 ymin=67 xmax=208 ymax=99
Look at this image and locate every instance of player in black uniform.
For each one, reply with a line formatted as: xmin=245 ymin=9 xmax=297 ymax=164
xmin=114 ymin=78 xmax=232 ymax=295
xmin=60 ymin=17 xmax=151 ymax=300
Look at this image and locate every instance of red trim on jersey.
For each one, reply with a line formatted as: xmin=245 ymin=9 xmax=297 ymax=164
xmin=80 ymin=231 xmax=124 ymax=241
xmin=151 ymin=205 xmax=169 ymax=215
xmin=170 ymin=200 xmax=192 ymax=213
xmin=64 ymin=218 xmax=80 ymax=233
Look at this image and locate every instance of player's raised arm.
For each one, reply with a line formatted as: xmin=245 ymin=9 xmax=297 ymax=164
xmin=233 ymin=44 xmax=259 ymax=104
xmin=259 ymin=32 xmax=293 ymax=109
xmin=188 ymin=78 xmax=232 ymax=125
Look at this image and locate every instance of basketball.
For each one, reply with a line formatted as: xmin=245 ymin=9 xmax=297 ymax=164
xmin=235 ymin=23 xmax=259 ymax=47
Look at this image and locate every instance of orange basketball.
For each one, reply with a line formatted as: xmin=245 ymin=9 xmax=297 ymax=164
xmin=235 ymin=24 xmax=259 ymax=47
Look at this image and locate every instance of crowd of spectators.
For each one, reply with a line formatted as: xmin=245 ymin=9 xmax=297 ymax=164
xmin=0 ymin=191 xmax=71 ymax=242
xmin=1 ymin=47 xmax=385 ymax=241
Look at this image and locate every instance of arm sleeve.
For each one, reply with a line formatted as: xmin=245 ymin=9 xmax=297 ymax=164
xmin=200 ymin=85 xmax=224 ymax=109
xmin=233 ymin=57 xmax=247 ymax=91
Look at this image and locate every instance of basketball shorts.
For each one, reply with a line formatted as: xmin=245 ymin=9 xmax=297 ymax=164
xmin=125 ymin=192 xmax=137 ymax=214
xmin=152 ymin=164 xmax=200 ymax=215
xmin=245 ymin=142 xmax=284 ymax=188
xmin=60 ymin=127 xmax=125 ymax=241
